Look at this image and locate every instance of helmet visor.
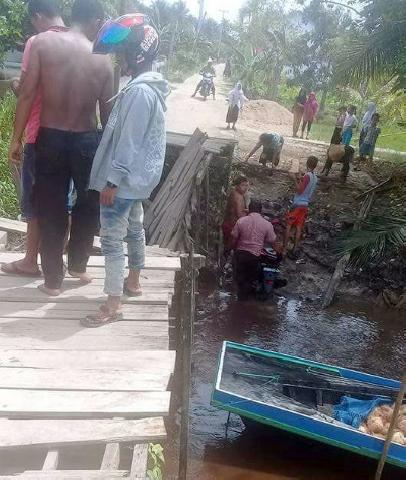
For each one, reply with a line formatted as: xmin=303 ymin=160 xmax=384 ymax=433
xmin=93 ymin=19 xmax=131 ymax=54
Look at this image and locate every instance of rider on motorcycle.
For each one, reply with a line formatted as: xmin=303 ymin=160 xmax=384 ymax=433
xmin=191 ymin=58 xmax=216 ymax=99
xmin=231 ymin=199 xmax=279 ymax=299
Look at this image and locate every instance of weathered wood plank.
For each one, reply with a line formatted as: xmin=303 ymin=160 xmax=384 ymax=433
xmin=0 ymin=318 xmax=169 ymax=352
xmin=0 ymin=269 xmax=176 ymax=285
xmin=0 ymin=334 xmax=168 ymax=351
xmin=129 ymin=444 xmax=148 ymax=479
xmin=0 ymin=389 xmax=170 ymax=418
xmin=0 ymin=252 xmax=181 ymax=271
xmin=0 ymin=417 xmax=165 ymax=449
xmin=0 ymin=303 xmax=169 ymax=321
xmin=0 ymin=471 xmax=129 ymax=479
xmin=0 ymin=368 xmax=171 ymax=391
xmin=101 ymin=443 xmax=120 ymax=470
xmin=0 ymin=287 xmax=169 ymax=305
xmin=0 ymin=318 xmax=168 ymax=334
xmin=0 ymin=350 xmax=175 ymax=371
xmin=42 ymin=450 xmax=59 ymax=470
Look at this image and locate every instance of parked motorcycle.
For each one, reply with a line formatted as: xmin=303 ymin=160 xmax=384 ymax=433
xmin=199 ymin=72 xmax=214 ymax=100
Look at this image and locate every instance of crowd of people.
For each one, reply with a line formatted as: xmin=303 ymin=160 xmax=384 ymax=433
xmin=3 ymin=0 xmax=168 ymax=326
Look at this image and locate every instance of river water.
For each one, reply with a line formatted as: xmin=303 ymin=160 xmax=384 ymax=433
xmin=180 ymin=284 xmax=405 ymax=480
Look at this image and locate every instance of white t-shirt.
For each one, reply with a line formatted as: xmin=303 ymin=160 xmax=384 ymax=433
xmin=343 ymin=113 xmax=358 ymax=129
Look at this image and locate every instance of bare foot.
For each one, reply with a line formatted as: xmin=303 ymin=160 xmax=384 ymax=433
xmin=124 ymin=279 xmax=142 ymax=297
xmin=38 ymin=284 xmax=61 ymax=296
xmin=69 ymin=271 xmax=93 ymax=284
xmin=1 ymin=259 xmax=41 ymax=277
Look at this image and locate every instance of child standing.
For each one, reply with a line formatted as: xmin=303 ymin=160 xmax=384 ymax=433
xmin=341 ymin=105 xmax=358 ymax=146
xmin=358 ymin=113 xmax=381 ymax=164
xmin=330 ymin=106 xmax=347 ymax=145
xmin=283 ymin=156 xmax=319 ymax=259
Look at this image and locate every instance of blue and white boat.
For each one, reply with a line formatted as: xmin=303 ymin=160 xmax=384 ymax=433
xmin=211 ymin=341 xmax=405 ymax=468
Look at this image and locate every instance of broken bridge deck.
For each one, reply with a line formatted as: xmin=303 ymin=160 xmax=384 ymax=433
xmin=0 ymin=242 xmax=180 ymax=479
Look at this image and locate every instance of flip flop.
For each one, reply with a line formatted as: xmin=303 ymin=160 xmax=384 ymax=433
xmin=1 ymin=261 xmax=41 ymax=277
xmin=123 ymin=280 xmax=143 ymax=297
xmin=80 ymin=305 xmax=123 ymax=328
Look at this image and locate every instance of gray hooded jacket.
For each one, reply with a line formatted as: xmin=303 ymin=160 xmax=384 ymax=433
xmin=89 ymin=72 xmax=169 ymax=199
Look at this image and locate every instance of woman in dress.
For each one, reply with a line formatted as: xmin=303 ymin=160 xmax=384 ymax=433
xmin=301 ymin=92 xmax=319 ymax=140
xmin=359 ymin=101 xmax=376 ymax=147
xmin=226 ymin=82 xmax=248 ymax=130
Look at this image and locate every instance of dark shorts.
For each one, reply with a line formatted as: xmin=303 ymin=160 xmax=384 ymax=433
xmin=20 ymin=143 xmax=76 ymax=220
xmin=20 ymin=143 xmax=36 ymax=220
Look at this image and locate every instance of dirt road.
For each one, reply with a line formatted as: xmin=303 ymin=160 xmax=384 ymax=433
xmin=166 ymin=65 xmax=377 ymax=184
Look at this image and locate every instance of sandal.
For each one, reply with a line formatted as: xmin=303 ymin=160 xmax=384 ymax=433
xmin=80 ymin=305 xmax=123 ymax=328
xmin=1 ymin=261 xmax=41 ymax=277
xmin=123 ymin=280 xmax=142 ymax=297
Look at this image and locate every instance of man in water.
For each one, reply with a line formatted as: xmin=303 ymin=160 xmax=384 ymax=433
xmin=191 ymin=58 xmax=216 ymax=99
xmin=245 ymin=132 xmax=284 ymax=174
xmin=222 ymin=176 xmax=249 ymax=257
xmin=9 ymin=0 xmax=114 ymax=296
xmin=2 ymin=0 xmax=66 ymax=278
xmin=232 ymin=199 xmax=279 ymax=300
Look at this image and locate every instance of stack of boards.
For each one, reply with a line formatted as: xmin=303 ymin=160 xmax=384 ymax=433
xmin=0 ymin=221 xmax=180 ymax=479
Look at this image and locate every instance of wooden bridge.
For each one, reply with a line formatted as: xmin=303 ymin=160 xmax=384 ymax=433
xmin=0 ymin=234 xmax=181 ymax=479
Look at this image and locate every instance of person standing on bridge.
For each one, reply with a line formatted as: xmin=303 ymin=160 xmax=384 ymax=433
xmin=2 ymin=0 xmax=66 ymax=278
xmin=82 ymin=13 xmax=169 ymax=327
xmin=9 ymin=0 xmax=114 ymax=296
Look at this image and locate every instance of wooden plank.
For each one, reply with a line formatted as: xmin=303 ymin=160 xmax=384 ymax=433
xmin=1 ymin=471 xmax=129 ymax=479
xmin=0 ymin=333 xmax=168 ymax=351
xmin=0 ymin=368 xmax=171 ymax=391
xmin=0 ymin=389 xmax=170 ymax=418
xmin=0 ymin=417 xmax=165 ymax=449
xmin=0 ymin=252 xmax=181 ymax=271
xmin=0 ymin=287 xmax=169 ymax=305
xmin=0 ymin=217 xmax=27 ymax=234
xmin=0 ymin=318 xmax=169 ymax=352
xmin=0 ymin=303 xmax=169 ymax=321
xmin=42 ymin=450 xmax=59 ymax=470
xmin=0 ymin=349 xmax=176 ymax=371
xmin=0 ymin=269 xmax=176 ymax=285
xmin=129 ymin=444 xmax=148 ymax=479
xmin=101 ymin=443 xmax=120 ymax=470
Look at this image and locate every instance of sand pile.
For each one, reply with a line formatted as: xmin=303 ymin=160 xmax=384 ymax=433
xmin=243 ymin=100 xmax=293 ymax=127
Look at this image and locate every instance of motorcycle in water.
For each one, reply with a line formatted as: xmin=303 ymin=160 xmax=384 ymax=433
xmin=199 ymin=72 xmax=214 ymax=100
xmin=235 ymin=247 xmax=287 ymax=302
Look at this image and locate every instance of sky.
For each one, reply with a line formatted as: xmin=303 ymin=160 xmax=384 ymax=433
xmin=183 ymin=0 xmax=245 ymax=22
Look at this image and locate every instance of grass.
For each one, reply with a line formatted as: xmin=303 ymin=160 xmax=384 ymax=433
xmin=309 ymin=119 xmax=406 ymax=152
xmin=0 ymin=92 xmax=19 ymax=218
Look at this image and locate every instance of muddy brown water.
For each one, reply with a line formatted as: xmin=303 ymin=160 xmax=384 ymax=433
xmin=171 ymin=283 xmax=405 ymax=480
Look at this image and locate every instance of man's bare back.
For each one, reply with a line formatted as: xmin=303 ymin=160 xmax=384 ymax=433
xmin=27 ymin=28 xmax=113 ymax=131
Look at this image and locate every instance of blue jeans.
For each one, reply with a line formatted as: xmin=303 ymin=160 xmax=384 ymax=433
xmin=100 ymin=198 xmax=145 ymax=296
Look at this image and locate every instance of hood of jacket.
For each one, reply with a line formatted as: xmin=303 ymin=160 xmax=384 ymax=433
xmin=119 ymin=72 xmax=170 ymax=112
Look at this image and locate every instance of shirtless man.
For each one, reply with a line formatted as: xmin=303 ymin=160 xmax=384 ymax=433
xmin=2 ymin=0 xmax=65 ymax=278
xmin=221 ymin=176 xmax=249 ymax=257
xmin=9 ymin=0 xmax=114 ymax=296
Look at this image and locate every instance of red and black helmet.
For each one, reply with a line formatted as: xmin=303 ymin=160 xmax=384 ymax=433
xmin=93 ymin=13 xmax=159 ymax=65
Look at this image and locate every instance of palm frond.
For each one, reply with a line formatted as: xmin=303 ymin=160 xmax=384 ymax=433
xmin=336 ymin=216 xmax=406 ymax=268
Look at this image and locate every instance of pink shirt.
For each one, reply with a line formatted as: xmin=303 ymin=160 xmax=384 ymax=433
xmin=22 ymin=35 xmax=41 ymax=144
xmin=232 ymin=213 xmax=276 ymax=257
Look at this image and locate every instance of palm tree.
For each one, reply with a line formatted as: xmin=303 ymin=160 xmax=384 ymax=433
xmin=337 ymin=0 xmax=406 ymax=91
xmin=337 ymin=216 xmax=406 ymax=268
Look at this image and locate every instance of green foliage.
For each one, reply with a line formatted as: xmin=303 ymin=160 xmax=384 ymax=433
xmin=337 ymin=216 xmax=406 ymax=269
xmin=0 ymin=92 xmax=19 ymax=218
xmin=0 ymin=0 xmax=26 ymax=65
xmin=147 ymin=443 xmax=165 ymax=480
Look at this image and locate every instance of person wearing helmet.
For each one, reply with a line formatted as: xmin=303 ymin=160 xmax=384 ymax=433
xmin=82 ymin=13 xmax=170 ymax=327
xmin=191 ymin=58 xmax=216 ymax=99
